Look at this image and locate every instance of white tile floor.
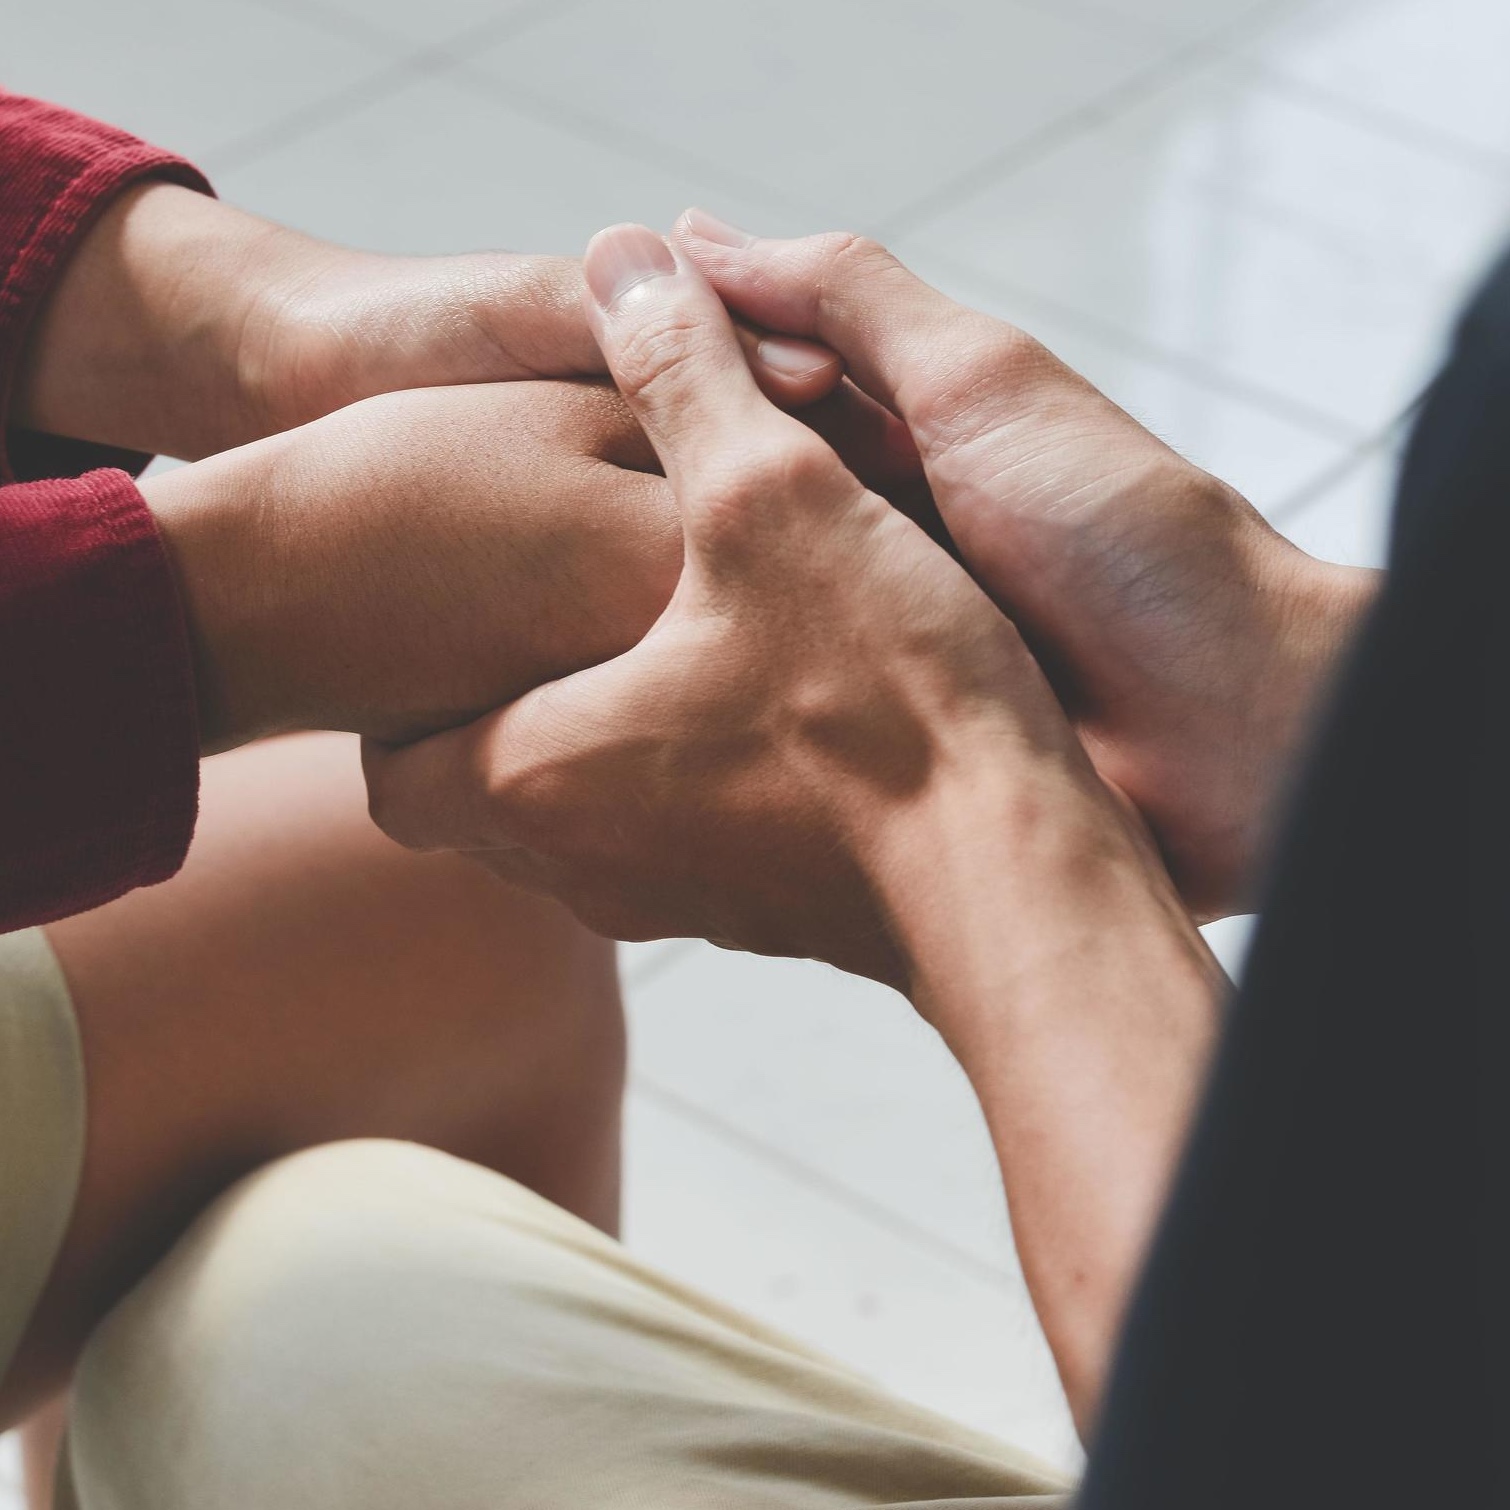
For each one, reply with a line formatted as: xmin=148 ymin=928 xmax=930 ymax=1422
xmin=5 ymin=0 xmax=1508 ymax=1496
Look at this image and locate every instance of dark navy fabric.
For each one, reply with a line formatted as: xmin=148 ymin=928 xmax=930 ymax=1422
xmin=1079 ymin=251 xmax=1510 ymax=1508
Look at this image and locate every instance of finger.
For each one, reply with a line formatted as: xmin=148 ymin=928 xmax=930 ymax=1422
xmin=532 ymin=362 xmax=851 ymax=482
xmin=797 ymin=378 xmax=923 ymax=494
xmin=474 ymin=250 xmax=840 ymax=409
xmin=582 ymin=223 xmax=850 ymax=515
xmin=733 ymin=321 xmax=844 ymax=408
xmin=549 ymin=357 xmax=845 ymax=477
xmin=795 ymin=380 xmax=953 ymax=553
xmin=674 ymin=211 xmax=1050 ymax=458
xmin=363 ymin=657 xmax=639 ymax=858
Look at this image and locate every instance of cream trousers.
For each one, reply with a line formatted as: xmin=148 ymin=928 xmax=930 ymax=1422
xmin=3 ymin=930 xmax=1071 ymax=1510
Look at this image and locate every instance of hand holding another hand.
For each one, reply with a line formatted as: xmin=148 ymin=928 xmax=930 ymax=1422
xmin=677 ymin=217 xmax=1377 ymax=918
xmin=363 ymin=230 xmax=1227 ymax=1424
xmin=363 ymin=226 xmax=1162 ymax=992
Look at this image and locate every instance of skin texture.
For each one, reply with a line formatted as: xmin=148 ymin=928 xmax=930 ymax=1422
xmin=2 ymin=180 xmax=1375 ymax=1470
xmin=8 ymin=182 xmax=862 ymax=762
xmin=674 ymin=216 xmax=1379 ymax=919
xmin=365 ymin=227 xmax=1228 ymax=1431
xmin=141 ymin=380 xmax=683 ymax=751
xmin=141 ymin=367 xmax=934 ymax=758
xmin=0 ymin=732 xmax=626 ymax=1440
xmin=11 ymin=182 xmax=842 ymax=464
xmin=5 ymin=186 xmax=727 ymax=1500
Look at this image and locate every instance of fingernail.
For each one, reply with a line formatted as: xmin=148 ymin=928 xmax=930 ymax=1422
xmin=585 ymin=224 xmax=678 ymax=310
xmin=757 ymin=335 xmax=835 ymax=381
xmin=683 ymin=207 xmax=753 ymax=248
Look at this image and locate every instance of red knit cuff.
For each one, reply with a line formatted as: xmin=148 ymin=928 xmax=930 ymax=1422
xmin=0 ymin=469 xmax=199 ymax=929
xmin=0 ymin=92 xmax=213 ymax=484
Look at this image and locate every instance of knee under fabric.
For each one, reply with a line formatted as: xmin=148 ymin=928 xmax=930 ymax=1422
xmin=0 ymin=926 xmax=85 ymax=1392
xmin=63 ymin=1139 xmax=1070 ymax=1510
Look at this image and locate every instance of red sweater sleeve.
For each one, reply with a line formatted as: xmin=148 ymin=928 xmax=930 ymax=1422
xmin=0 ymin=93 xmax=210 ymax=929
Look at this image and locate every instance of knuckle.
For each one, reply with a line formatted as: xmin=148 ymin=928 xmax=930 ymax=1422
xmin=697 ymin=430 xmax=838 ymax=542
xmin=480 ymin=756 xmax=576 ymax=855
xmin=737 ymin=430 xmax=835 ymax=498
xmin=908 ymin=319 xmax=1049 ymax=452
xmin=822 ymin=230 xmax=900 ymax=286
xmin=813 ymin=231 xmax=907 ymax=315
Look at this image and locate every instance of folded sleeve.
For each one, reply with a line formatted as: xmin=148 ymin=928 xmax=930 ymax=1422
xmin=0 ymin=90 xmax=212 ymax=483
xmin=0 ymin=94 xmax=207 ymax=928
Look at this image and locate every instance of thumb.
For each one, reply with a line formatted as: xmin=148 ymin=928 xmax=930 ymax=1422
xmin=582 ymin=223 xmax=858 ymax=545
xmin=363 ymin=652 xmax=651 ymax=859
xmin=474 ymin=249 xmax=843 ymax=406
xmin=673 ymin=213 xmax=1045 ymax=460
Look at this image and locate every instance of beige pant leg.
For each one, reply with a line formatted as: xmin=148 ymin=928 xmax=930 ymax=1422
xmin=0 ymin=928 xmax=86 ymax=1392
xmin=64 ymin=1140 xmax=1072 ymax=1510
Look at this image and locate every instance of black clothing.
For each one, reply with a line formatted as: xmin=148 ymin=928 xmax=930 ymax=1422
xmin=1080 ymin=251 xmax=1510 ymax=1507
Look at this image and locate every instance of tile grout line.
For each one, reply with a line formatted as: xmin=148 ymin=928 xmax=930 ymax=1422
xmin=252 ymin=0 xmax=1472 ymax=455
xmin=900 ymin=242 xmax=1366 ymax=443
xmin=871 ymin=0 xmax=1312 ymax=245
xmin=1265 ymin=402 xmax=1419 ymax=526
xmin=446 ymin=63 xmax=825 ymax=228
xmin=198 ymin=51 xmax=443 ymax=178
xmin=1246 ymin=61 xmax=1510 ymax=183
xmin=242 ymin=0 xmax=417 ymax=57
xmin=244 ymin=0 xmax=594 ymax=63
xmin=440 ymin=0 xmax=1290 ymax=248
xmin=211 ymin=0 xmax=600 ymax=179
xmin=210 ymin=3 xmax=1430 ymax=525
xmin=631 ymin=1072 xmax=1023 ymax=1295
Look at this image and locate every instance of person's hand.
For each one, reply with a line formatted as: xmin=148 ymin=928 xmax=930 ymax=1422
xmin=672 ymin=215 xmax=1378 ymax=918
xmin=11 ymin=183 xmax=841 ymax=463
xmin=363 ymin=229 xmax=1226 ymax=1424
xmin=362 ymin=225 xmax=1166 ymax=988
xmin=140 ymin=379 xmax=682 ymax=752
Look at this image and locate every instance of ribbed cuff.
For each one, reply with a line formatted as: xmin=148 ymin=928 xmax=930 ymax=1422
xmin=0 ymin=91 xmax=212 ymax=483
xmin=0 ymin=468 xmax=199 ymax=928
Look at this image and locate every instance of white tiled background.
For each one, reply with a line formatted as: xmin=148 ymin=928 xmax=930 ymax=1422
xmin=4 ymin=0 xmax=1509 ymax=1497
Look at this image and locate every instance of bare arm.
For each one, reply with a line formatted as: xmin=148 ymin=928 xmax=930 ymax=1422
xmin=365 ymin=226 xmax=1228 ymax=1430
xmin=13 ymin=182 xmax=840 ymax=464
xmin=869 ymin=770 xmax=1223 ymax=1429
xmin=678 ymin=217 xmax=1377 ymax=921
xmin=138 ymin=379 xmax=680 ymax=752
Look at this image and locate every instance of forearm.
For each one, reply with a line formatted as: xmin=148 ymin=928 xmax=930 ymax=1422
xmin=138 ymin=382 xmax=680 ymax=753
xmin=872 ymin=762 xmax=1224 ymax=1434
xmin=11 ymin=182 xmax=300 ymax=463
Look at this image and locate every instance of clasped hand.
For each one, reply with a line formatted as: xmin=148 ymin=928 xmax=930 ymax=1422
xmin=368 ymin=223 xmax=1132 ymax=991
xmin=47 ymin=186 xmax=1370 ymax=950
xmin=364 ymin=215 xmax=1374 ymax=966
xmin=28 ymin=189 xmax=1376 ymax=1426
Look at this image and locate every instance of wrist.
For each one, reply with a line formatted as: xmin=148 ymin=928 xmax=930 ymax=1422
xmin=12 ymin=184 xmax=300 ymax=461
xmin=140 ymin=443 xmax=296 ymax=752
xmin=859 ymin=741 xmax=1223 ymax=1422
xmin=1240 ymin=535 xmax=1380 ymax=859
xmin=1267 ymin=545 xmax=1379 ymax=709
xmin=859 ymin=742 xmax=1221 ymax=1043
xmin=1112 ymin=477 xmax=1381 ymax=920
